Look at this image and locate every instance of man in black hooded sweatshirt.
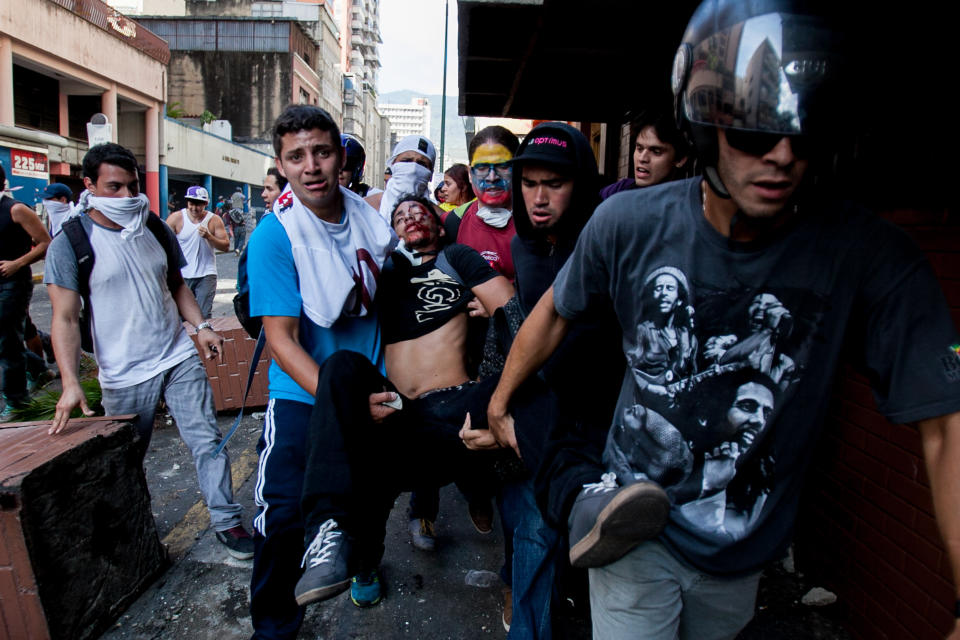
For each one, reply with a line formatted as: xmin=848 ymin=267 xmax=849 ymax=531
xmin=463 ymin=122 xmax=623 ymax=637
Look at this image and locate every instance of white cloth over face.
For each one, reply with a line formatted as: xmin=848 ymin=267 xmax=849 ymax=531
xmin=43 ymin=199 xmax=73 ymax=237
xmin=275 ymin=184 xmax=395 ymax=328
xmin=377 ymin=161 xmax=433 ymax=226
xmin=77 ymin=190 xmax=152 ymax=240
xmin=476 ymin=206 xmax=512 ymax=229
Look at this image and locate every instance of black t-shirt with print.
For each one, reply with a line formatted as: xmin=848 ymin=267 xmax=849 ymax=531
xmin=380 ymin=243 xmax=499 ymax=344
xmin=553 ymin=177 xmax=960 ymax=575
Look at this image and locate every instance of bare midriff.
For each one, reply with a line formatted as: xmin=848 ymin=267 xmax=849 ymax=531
xmin=385 ymin=313 xmax=470 ymax=398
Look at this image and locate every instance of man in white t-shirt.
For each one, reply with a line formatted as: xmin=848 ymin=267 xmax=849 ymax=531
xmin=165 ymin=185 xmax=229 ymax=319
xmin=43 ymin=143 xmax=255 ymax=560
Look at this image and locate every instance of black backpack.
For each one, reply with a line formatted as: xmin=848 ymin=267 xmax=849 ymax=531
xmin=232 ymin=245 xmax=261 ymax=339
xmin=61 ymin=214 xmax=181 ymax=352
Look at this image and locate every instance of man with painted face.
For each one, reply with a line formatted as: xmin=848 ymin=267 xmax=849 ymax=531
xmin=599 ymin=108 xmax=689 ymax=201
xmin=43 ymin=143 xmax=254 ymax=562
xmin=292 ymin=193 xmax=513 ymax=609
xmin=486 ymin=2 xmax=960 ymax=638
xmin=444 ymin=125 xmax=519 ymax=281
xmin=165 ymin=185 xmax=230 ymax=319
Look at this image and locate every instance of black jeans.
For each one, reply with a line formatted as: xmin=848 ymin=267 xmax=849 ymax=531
xmin=0 ymin=279 xmax=31 ymax=406
xmin=301 ymin=350 xmax=500 ymax=571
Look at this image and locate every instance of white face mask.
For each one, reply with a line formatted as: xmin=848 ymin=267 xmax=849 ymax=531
xmin=476 ymin=206 xmax=512 ymax=229
xmin=43 ymin=200 xmax=72 ymax=217
xmin=378 ymin=161 xmax=433 ymax=224
xmin=85 ymin=192 xmax=151 ymax=240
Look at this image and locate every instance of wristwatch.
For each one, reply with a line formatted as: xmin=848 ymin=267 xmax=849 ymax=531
xmin=197 ymin=321 xmax=214 ymax=333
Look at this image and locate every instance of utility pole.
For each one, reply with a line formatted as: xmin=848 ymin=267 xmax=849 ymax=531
xmin=439 ymin=0 xmax=449 ymax=174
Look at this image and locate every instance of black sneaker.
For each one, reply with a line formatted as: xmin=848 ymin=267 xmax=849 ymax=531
xmin=215 ymin=524 xmax=255 ymax=560
xmin=567 ymin=473 xmax=669 ymax=569
xmin=295 ymin=519 xmax=351 ymax=606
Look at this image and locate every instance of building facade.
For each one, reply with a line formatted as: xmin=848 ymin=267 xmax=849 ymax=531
xmin=379 ymin=97 xmax=431 ymax=140
xmin=1 ymin=0 xmax=168 ymax=208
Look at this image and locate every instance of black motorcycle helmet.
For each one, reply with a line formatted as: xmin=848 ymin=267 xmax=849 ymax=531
xmin=340 ymin=133 xmax=366 ymax=187
xmin=672 ymin=0 xmax=845 ymax=197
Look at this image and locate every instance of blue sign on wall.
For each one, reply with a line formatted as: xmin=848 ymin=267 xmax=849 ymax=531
xmin=0 ymin=143 xmax=50 ymax=207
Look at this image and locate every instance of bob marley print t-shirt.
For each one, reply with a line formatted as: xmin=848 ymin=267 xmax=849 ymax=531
xmin=552 ymin=178 xmax=960 ymax=575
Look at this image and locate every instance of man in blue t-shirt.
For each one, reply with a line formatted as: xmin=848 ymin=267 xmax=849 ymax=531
xmin=246 ymin=105 xmax=394 ymax=640
xmin=487 ymin=3 xmax=960 ymax=639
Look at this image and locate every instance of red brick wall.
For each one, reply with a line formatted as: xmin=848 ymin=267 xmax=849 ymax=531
xmin=186 ymin=317 xmax=270 ymax=412
xmin=0 ymin=504 xmax=49 ymax=640
xmin=798 ymin=207 xmax=959 ymax=639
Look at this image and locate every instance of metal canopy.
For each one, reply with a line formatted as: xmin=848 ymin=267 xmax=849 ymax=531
xmin=457 ymin=0 xmax=699 ymax=122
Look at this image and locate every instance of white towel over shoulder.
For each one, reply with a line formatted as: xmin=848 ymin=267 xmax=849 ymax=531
xmin=275 ymin=185 xmax=395 ymax=328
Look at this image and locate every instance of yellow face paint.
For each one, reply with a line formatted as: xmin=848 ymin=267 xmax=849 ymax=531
xmin=471 ymin=143 xmax=512 ymax=166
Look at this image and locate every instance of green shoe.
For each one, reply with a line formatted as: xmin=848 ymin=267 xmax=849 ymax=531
xmin=350 ymin=569 xmax=382 ymax=608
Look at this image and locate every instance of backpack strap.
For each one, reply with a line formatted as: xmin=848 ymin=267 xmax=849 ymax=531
xmin=211 ymin=327 xmax=266 ymax=458
xmin=61 ymin=217 xmax=94 ymax=298
xmin=434 ymin=246 xmax=465 ymax=287
xmin=61 ymin=216 xmax=96 ymax=352
xmin=145 ymin=212 xmax=183 ymax=292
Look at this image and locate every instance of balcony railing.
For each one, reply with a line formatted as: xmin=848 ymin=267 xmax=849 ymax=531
xmin=48 ymin=0 xmax=170 ymax=64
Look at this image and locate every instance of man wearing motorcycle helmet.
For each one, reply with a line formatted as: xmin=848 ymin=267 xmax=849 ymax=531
xmin=486 ymin=1 xmax=960 ymax=637
xmin=339 ymin=133 xmax=379 ymax=197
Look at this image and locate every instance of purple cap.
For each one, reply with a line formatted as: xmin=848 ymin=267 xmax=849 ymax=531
xmin=185 ymin=186 xmax=209 ymax=203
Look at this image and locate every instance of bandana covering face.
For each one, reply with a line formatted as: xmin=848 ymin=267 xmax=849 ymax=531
xmin=78 ymin=190 xmax=151 ymax=240
xmin=43 ymin=200 xmax=72 ymax=218
xmin=378 ymin=161 xmax=433 ymax=225
xmin=476 ymin=206 xmax=512 ymax=228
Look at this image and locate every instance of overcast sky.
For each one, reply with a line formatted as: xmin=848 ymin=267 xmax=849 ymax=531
xmin=378 ymin=0 xmax=460 ymax=96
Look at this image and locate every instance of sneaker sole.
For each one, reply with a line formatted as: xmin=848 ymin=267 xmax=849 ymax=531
xmin=295 ymin=578 xmax=351 ymax=606
xmin=350 ymin=592 xmax=382 ymax=608
xmin=224 ymin=547 xmax=255 ymax=561
xmin=569 ymin=483 xmax=669 ymax=569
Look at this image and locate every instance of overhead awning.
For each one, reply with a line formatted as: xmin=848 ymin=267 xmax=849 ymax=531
xmin=457 ymin=0 xmax=699 ymax=122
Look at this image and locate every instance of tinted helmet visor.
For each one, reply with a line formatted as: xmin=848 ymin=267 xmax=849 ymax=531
xmin=681 ymin=11 xmax=841 ymax=137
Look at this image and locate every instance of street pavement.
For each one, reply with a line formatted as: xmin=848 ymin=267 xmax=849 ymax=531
xmin=25 ymin=248 xmax=847 ymax=640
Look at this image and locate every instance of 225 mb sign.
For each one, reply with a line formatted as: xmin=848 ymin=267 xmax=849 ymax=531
xmin=10 ymin=148 xmax=49 ymax=180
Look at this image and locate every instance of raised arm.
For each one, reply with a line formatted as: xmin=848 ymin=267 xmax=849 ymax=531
xmin=486 ymin=286 xmax=570 ymax=455
xmin=918 ymin=411 xmax=960 ymax=640
xmin=47 ymin=284 xmax=95 ymax=434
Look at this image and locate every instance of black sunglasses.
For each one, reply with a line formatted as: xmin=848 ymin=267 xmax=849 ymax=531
xmin=724 ymin=129 xmax=810 ymax=159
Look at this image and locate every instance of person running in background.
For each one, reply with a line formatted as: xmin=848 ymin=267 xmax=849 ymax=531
xmin=229 ymin=186 xmax=247 ymax=254
xmin=166 ymin=185 xmax=229 ymax=319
